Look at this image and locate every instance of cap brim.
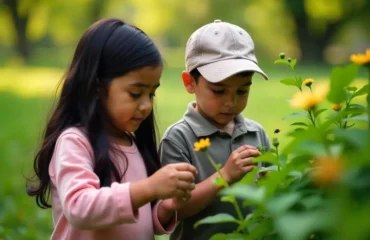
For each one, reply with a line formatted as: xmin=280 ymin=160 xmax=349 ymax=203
xmin=197 ymin=58 xmax=268 ymax=82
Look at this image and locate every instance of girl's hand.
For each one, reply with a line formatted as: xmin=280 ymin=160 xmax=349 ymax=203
xmin=149 ymin=163 xmax=197 ymax=200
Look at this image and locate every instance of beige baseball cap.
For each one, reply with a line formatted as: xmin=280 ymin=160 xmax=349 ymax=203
xmin=185 ymin=20 xmax=268 ymax=82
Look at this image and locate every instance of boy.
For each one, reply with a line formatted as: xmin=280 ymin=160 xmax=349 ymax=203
xmin=159 ymin=20 xmax=270 ymax=240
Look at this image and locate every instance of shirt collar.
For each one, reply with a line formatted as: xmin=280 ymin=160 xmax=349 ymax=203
xmin=183 ymin=102 xmax=259 ymax=137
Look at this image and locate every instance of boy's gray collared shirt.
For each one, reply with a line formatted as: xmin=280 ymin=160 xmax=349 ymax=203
xmin=159 ymin=102 xmax=270 ymax=240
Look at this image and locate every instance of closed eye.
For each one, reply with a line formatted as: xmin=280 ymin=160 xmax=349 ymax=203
xmin=211 ymin=89 xmax=225 ymax=95
xmin=237 ymin=89 xmax=249 ymax=95
xmin=129 ymin=92 xmax=141 ymax=99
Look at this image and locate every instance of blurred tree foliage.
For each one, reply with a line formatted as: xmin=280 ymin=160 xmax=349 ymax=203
xmin=0 ymin=0 xmax=369 ymax=63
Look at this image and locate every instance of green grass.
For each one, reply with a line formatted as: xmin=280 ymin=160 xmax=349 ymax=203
xmin=0 ymin=66 xmax=365 ymax=239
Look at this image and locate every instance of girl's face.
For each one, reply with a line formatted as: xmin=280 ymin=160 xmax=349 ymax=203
xmin=103 ymin=65 xmax=162 ymax=137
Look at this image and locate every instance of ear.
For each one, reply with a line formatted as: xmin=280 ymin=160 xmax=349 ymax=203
xmin=182 ymin=71 xmax=195 ymax=94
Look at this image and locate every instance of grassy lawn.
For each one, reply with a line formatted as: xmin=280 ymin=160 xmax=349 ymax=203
xmin=0 ymin=66 xmax=366 ymax=239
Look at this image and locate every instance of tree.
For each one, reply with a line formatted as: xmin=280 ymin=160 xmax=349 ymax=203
xmin=284 ymin=0 xmax=370 ymax=63
xmin=2 ymin=0 xmax=35 ymax=59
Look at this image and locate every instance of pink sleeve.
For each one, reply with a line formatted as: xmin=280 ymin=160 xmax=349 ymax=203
xmin=152 ymin=200 xmax=177 ymax=235
xmin=52 ymin=132 xmax=138 ymax=230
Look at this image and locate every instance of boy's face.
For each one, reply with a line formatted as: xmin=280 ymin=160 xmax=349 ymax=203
xmin=185 ymin=72 xmax=252 ymax=129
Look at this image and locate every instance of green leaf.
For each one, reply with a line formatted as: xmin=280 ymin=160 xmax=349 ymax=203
xmin=280 ymin=78 xmax=298 ymax=87
xmin=239 ymin=167 xmax=259 ymax=184
xmin=213 ymin=177 xmax=228 ymax=188
xmin=248 ymin=218 xmax=274 ymax=239
xmin=342 ymin=106 xmax=366 ymax=116
xmin=293 ymin=140 xmax=327 ymax=157
xmin=327 ymin=63 xmax=359 ymax=103
xmin=352 ymin=84 xmax=369 ymax=98
xmin=342 ymin=115 xmax=368 ymax=122
xmin=221 ymin=185 xmax=266 ymax=203
xmin=276 ymin=211 xmax=333 ymax=240
xmin=346 ymin=86 xmax=357 ymax=92
xmin=220 ymin=195 xmax=235 ymax=204
xmin=288 ymin=170 xmax=303 ymax=179
xmin=253 ymin=152 xmax=279 ymax=165
xmin=258 ymin=165 xmax=278 ymax=173
xmin=348 ymin=104 xmax=366 ymax=111
xmin=267 ymin=192 xmax=301 ymax=216
xmin=289 ymin=59 xmax=297 ymax=69
xmin=300 ymin=195 xmax=323 ymax=210
xmin=297 ymin=76 xmax=303 ymax=87
xmin=274 ymin=59 xmax=290 ymax=65
xmin=282 ymin=112 xmax=310 ymax=120
xmin=333 ymin=128 xmax=368 ymax=148
xmin=216 ymin=163 xmax=222 ymax=170
xmin=290 ymin=122 xmax=308 ymax=127
xmin=314 ymin=108 xmax=327 ymax=118
xmin=279 ymin=154 xmax=288 ymax=167
xmin=210 ymin=233 xmax=245 ymax=240
xmin=194 ymin=213 xmax=239 ymax=229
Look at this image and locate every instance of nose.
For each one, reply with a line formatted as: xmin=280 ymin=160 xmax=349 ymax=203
xmin=224 ymin=93 xmax=237 ymax=107
xmin=139 ymin=96 xmax=153 ymax=113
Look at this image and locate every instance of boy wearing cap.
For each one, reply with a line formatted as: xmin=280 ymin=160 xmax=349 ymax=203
xmin=159 ymin=20 xmax=270 ymax=240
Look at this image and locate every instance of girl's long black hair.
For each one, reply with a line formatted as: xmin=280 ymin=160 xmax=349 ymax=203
xmin=27 ymin=18 xmax=162 ymax=209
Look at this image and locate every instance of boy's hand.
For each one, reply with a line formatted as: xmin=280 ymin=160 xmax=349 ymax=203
xmin=162 ymin=190 xmax=192 ymax=211
xmin=220 ymin=145 xmax=261 ymax=184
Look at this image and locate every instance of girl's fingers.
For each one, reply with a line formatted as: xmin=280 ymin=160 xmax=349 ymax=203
xmin=176 ymin=180 xmax=195 ymax=191
xmin=176 ymin=171 xmax=195 ymax=182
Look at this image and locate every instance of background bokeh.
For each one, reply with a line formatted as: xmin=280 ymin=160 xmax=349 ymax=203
xmin=0 ymin=0 xmax=369 ymax=239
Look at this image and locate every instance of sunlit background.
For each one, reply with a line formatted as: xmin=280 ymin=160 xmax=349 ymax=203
xmin=0 ymin=0 xmax=369 ymax=239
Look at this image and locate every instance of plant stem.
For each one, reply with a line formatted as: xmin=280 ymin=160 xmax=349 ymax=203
xmin=291 ymin=67 xmax=302 ymax=91
xmin=308 ymin=109 xmax=316 ymax=127
xmin=205 ymin=153 xmax=244 ymax=223
xmin=367 ymin=67 xmax=370 ymax=144
xmin=275 ymin=146 xmax=280 ymax=171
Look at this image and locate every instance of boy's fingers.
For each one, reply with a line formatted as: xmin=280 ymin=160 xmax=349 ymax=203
xmin=239 ymin=157 xmax=255 ymax=165
xmin=241 ymin=165 xmax=255 ymax=173
xmin=234 ymin=145 xmax=256 ymax=154
xmin=239 ymin=149 xmax=261 ymax=159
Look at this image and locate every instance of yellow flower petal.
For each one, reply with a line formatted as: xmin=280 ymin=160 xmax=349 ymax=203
xmin=193 ymin=138 xmax=211 ymax=151
xmin=350 ymin=49 xmax=370 ymax=64
xmin=290 ymin=83 xmax=328 ymax=109
xmin=303 ymin=78 xmax=314 ymax=87
xmin=312 ymin=156 xmax=343 ymax=186
xmin=332 ymin=103 xmax=343 ymax=111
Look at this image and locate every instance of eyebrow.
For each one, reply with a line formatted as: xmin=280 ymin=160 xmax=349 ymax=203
xmin=129 ymin=82 xmax=160 ymax=88
xmin=210 ymin=82 xmax=252 ymax=87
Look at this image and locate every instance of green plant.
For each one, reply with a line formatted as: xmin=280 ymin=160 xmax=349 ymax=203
xmin=194 ymin=50 xmax=370 ymax=240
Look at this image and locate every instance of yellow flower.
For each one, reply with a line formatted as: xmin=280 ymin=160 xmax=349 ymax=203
xmin=194 ymin=138 xmax=211 ymax=151
xmin=332 ymin=103 xmax=343 ymax=111
xmin=303 ymin=78 xmax=314 ymax=87
xmin=312 ymin=156 xmax=343 ymax=186
xmin=350 ymin=49 xmax=370 ymax=64
xmin=290 ymin=83 xmax=328 ymax=110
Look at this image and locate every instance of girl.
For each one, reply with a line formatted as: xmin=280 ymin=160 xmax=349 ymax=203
xmin=27 ymin=18 xmax=196 ymax=240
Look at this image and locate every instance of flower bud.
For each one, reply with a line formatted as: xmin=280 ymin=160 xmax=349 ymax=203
xmin=279 ymin=53 xmax=286 ymax=59
xmin=272 ymin=137 xmax=279 ymax=148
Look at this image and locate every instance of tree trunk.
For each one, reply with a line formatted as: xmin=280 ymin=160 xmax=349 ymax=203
xmin=285 ymin=0 xmax=370 ymax=64
xmin=295 ymin=16 xmax=328 ymax=64
xmin=4 ymin=0 xmax=30 ymax=59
